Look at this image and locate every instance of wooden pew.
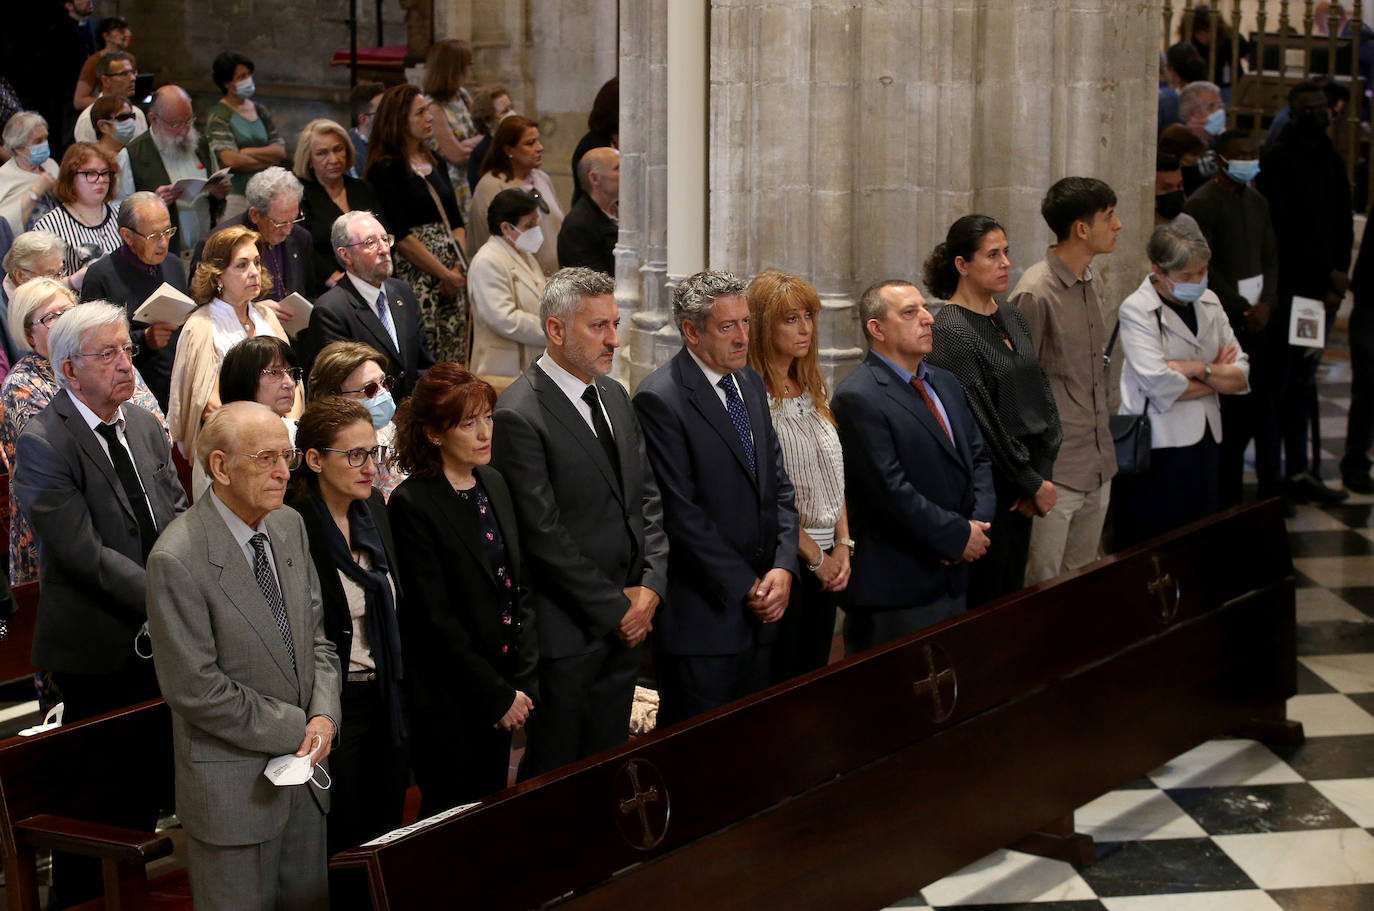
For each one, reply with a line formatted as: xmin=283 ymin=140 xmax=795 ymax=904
xmin=0 ymin=699 xmax=187 ymax=911
xmin=0 ymin=582 xmax=39 ymax=686
xmin=331 ymin=500 xmax=1298 ymax=910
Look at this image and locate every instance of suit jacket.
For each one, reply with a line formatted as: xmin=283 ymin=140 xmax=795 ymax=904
xmin=491 ymin=362 xmax=669 ymax=659
xmin=124 ymin=130 xmax=215 ymax=255
xmin=15 ymin=390 xmax=187 ymax=674
xmin=300 ymin=276 xmax=434 ymax=398
xmin=145 ymin=495 xmax=341 ymax=846
xmin=190 ymin=211 xmax=317 ymax=303
xmin=831 ymin=352 xmax=996 ymax=610
xmin=387 ymin=466 xmax=538 ymax=727
xmin=633 ymin=350 xmax=799 ymax=656
xmin=467 ymin=236 xmax=547 ymax=379
xmin=556 ymin=195 xmax=616 ymax=277
xmin=80 ymin=249 xmax=187 ymax=409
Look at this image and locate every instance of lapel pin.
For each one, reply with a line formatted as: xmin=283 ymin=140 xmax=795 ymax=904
xmin=286 ymin=558 xmax=293 ymax=567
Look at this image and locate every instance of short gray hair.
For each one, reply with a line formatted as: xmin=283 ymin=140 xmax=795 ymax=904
xmin=540 ymin=267 xmax=615 ymax=325
xmin=1178 ymin=81 xmax=1222 ymax=121
xmin=47 ymin=301 xmax=129 ymax=386
xmin=1147 ymin=223 xmax=1212 ymax=272
xmin=2 ymin=230 xmax=65 ymax=277
xmin=1 ymin=111 xmax=47 ymax=155
xmin=330 ymin=210 xmax=379 ymax=265
xmin=8 ymin=277 xmax=74 ymax=354
xmin=117 ymin=191 xmax=166 ymax=233
xmin=671 ymin=269 xmax=746 ymax=334
xmin=198 ymin=400 xmax=276 ymax=474
xmin=245 ymin=166 xmax=303 ymax=214
xmin=857 ymin=279 xmax=917 ymax=340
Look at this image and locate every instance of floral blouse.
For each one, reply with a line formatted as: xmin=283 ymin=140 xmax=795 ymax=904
xmin=1 ymin=353 xmax=166 ymax=585
xmin=433 ymin=91 xmax=477 ymax=224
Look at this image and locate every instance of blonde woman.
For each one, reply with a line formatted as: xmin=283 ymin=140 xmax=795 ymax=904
xmin=294 ymin=118 xmax=381 ymax=291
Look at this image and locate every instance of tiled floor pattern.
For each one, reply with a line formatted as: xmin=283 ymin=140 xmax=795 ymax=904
xmin=882 ymin=362 xmax=1374 ymax=911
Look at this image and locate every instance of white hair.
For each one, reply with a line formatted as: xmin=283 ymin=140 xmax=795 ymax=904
xmin=245 ymin=166 xmax=303 ymax=213
xmin=47 ymin=302 xmax=128 ymax=386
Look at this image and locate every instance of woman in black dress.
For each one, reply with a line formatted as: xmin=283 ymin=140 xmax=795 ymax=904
xmin=387 ymin=363 xmax=536 ymax=813
xmin=925 ymin=214 xmax=1062 ymax=607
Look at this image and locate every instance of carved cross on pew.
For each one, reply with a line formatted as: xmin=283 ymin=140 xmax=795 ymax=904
xmin=1146 ymin=553 xmax=1181 ymax=624
xmin=911 ymin=642 xmax=958 ymax=723
xmin=613 ymin=758 xmax=670 ymax=851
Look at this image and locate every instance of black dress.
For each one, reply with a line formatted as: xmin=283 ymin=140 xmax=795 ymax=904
xmin=299 ymin=176 xmax=382 ymax=296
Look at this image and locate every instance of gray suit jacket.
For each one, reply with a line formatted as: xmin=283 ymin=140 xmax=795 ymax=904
xmin=15 ymin=389 xmax=187 ymax=674
xmin=145 ymin=495 xmax=341 ymax=846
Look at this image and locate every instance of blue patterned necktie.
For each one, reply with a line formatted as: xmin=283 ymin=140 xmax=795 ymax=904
xmin=250 ymin=533 xmax=296 ymax=671
xmin=718 ymin=374 xmax=756 ymax=475
xmin=375 ymin=290 xmax=399 ymax=351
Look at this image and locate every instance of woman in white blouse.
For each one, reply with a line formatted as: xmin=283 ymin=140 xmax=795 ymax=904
xmin=746 ymin=268 xmax=851 ymax=684
xmin=1114 ymin=223 xmax=1250 ymax=550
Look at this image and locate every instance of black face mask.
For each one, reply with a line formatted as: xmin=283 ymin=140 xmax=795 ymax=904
xmin=1156 ymin=189 xmax=1186 ymax=220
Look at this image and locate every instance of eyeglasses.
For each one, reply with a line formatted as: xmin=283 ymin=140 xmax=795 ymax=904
xmin=156 ymin=116 xmax=194 ymax=130
xmin=261 ymin=366 xmax=302 ymax=382
xmin=339 ymin=374 xmax=395 ymax=399
xmin=240 ymin=448 xmax=302 ymax=471
xmin=267 ymin=213 xmax=305 ymax=230
xmin=321 ymin=445 xmax=388 ymax=468
xmin=342 ymin=234 xmax=394 ymax=253
xmin=105 ymin=68 xmax=135 ymax=78
xmin=73 ymin=343 xmax=138 ymax=363
xmin=527 ymin=187 xmax=550 ymax=214
xmin=76 ymin=169 xmax=115 ymax=183
xmin=134 ymin=226 xmax=178 ymax=242
xmin=22 ymin=268 xmax=65 ymax=282
xmin=34 ymin=307 xmax=72 ymax=329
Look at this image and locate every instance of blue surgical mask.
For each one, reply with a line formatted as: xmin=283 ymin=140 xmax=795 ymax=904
xmin=362 ymin=388 xmax=395 ymax=430
xmin=113 ymin=118 xmax=137 ymax=144
xmin=1225 ymin=159 xmax=1260 ymax=184
xmin=25 ymin=141 xmax=50 ymax=168
xmin=1169 ymin=275 xmax=1208 ymax=303
xmin=235 ymin=77 xmax=256 ymax=99
xmin=1204 ymin=108 xmax=1226 ymax=136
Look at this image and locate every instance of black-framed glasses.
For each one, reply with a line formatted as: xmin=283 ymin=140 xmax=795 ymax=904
xmin=73 ymin=343 xmax=137 ymax=364
xmin=321 ymin=445 xmax=388 ymax=468
xmin=267 ymin=213 xmax=306 ymax=230
xmin=35 ymin=307 xmax=73 ymax=329
xmin=261 ymin=366 xmax=302 ymax=382
xmin=343 ymin=234 xmax=394 ymax=253
xmin=527 ymin=187 xmax=550 ymax=214
xmin=241 ymin=448 xmax=302 ymax=471
xmin=76 ymin=169 xmax=115 ymax=183
xmin=340 ymin=374 xmax=395 ymax=399
xmin=135 ymin=226 xmax=178 ymax=242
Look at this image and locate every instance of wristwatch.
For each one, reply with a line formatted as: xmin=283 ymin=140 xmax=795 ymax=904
xmin=835 ymin=536 xmax=856 ymax=553
xmin=1203 ymin=364 xmax=1213 ymax=381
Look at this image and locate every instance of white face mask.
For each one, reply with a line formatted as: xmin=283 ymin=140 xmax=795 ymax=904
xmin=263 ymin=735 xmax=331 ymax=788
xmin=512 ymin=224 xmax=543 ymax=255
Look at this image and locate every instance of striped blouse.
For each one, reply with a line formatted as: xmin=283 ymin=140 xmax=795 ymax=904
xmin=768 ymin=391 xmax=844 ymax=548
xmin=31 ymin=203 xmax=122 ymax=276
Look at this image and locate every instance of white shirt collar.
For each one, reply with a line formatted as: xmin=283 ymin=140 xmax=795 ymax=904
xmin=346 ymin=271 xmax=384 ymax=304
xmin=537 ymin=351 xmax=594 ymax=402
xmin=209 ymin=487 xmax=269 ymax=548
xmin=66 ymin=387 xmax=123 ymax=434
xmin=687 ymin=346 xmax=734 ymax=392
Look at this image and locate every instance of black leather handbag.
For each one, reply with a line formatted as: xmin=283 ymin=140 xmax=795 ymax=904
xmin=1105 ymin=316 xmax=1158 ymax=478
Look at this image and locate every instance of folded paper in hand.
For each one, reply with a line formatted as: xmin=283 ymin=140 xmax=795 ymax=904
xmin=171 ymin=166 xmax=232 ymax=199
xmin=133 ymin=282 xmax=197 ymax=327
xmin=274 ymin=292 xmax=313 ymax=336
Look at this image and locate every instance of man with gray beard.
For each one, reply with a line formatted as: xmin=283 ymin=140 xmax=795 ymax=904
xmin=126 ymin=85 xmax=230 ymax=256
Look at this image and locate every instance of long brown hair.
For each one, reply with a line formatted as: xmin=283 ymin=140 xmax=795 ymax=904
xmin=365 ymin=83 xmax=433 ymax=179
xmin=746 ymin=269 xmax=833 ymax=424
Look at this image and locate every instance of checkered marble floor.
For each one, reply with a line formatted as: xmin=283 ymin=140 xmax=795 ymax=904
xmin=883 ymin=362 xmax=1374 ymax=911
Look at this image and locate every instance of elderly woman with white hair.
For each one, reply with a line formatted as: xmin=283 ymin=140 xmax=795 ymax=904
xmin=0 ymin=111 xmax=59 ymax=235
xmin=1 ymin=279 xmax=164 ymax=584
xmin=1113 ymin=223 xmax=1250 ymax=551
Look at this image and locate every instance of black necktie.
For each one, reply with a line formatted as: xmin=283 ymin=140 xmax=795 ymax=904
xmin=582 ymin=384 xmax=622 ymax=487
xmin=250 ymin=533 xmax=296 ymax=672
xmin=94 ymin=421 xmax=157 ymax=559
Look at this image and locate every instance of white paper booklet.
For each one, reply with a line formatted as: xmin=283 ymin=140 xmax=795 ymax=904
xmin=132 ymin=282 xmax=197 ymax=327
xmin=275 ymin=292 xmax=314 ymax=336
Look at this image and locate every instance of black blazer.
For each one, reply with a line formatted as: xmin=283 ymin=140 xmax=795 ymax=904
xmin=491 ymin=361 xmax=669 ymax=659
xmin=632 ymin=349 xmax=799 ymax=656
xmin=190 ymin=211 xmax=317 ymax=303
xmin=299 ymin=276 xmax=434 ymax=399
xmin=288 ymin=488 xmax=403 ymax=672
xmin=831 ymin=352 xmax=996 ymax=610
xmin=387 ymin=466 xmax=538 ymax=726
xmin=556 ymin=195 xmax=616 ymax=277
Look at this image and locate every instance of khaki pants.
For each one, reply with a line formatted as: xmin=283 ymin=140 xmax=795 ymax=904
xmin=1025 ymin=479 xmax=1111 ymax=585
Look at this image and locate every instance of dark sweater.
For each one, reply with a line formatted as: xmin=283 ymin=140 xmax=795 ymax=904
xmin=1183 ymin=176 xmax=1279 ymax=330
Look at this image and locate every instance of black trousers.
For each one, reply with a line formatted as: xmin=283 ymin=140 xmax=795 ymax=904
xmin=1221 ymin=321 xmax=1284 ymax=504
xmin=1344 ymin=304 xmax=1374 ymax=479
xmin=965 ymin=487 xmax=1032 ymax=610
xmin=1114 ymin=428 xmax=1221 ymax=552
xmin=771 ymin=561 xmax=838 ymax=685
xmin=413 ymin=718 xmax=512 ymax=819
xmin=654 ymin=645 xmax=772 ymax=728
xmin=842 ymin=594 xmax=966 ymax=657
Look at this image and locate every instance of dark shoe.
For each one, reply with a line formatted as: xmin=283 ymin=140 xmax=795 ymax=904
xmin=1287 ymin=471 xmax=1351 ymax=505
xmin=1343 ymin=473 xmax=1374 ymax=495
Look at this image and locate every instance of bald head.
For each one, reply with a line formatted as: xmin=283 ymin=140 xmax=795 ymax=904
xmin=578 ymin=146 xmax=619 ymax=210
xmin=149 ymin=86 xmax=196 ymax=152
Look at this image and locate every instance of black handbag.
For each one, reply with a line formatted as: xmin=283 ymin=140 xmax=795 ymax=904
xmin=1104 ymin=317 xmax=1157 ymax=477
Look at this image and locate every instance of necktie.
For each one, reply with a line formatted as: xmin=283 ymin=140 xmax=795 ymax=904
xmin=718 ymin=375 xmax=757 ymax=475
xmin=375 ymin=290 xmax=399 ymax=352
xmin=909 ymin=376 xmax=953 ymax=443
xmin=582 ymin=384 xmax=622 ymax=487
xmin=249 ymin=533 xmax=296 ymax=672
xmin=93 ymin=421 xmax=157 ymax=559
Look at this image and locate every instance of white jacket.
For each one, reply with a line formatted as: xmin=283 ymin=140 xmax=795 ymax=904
xmin=467 ymin=235 xmax=547 ymax=379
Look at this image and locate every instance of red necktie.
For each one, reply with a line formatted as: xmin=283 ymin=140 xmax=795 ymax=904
xmin=910 ymin=376 xmax=952 ymax=442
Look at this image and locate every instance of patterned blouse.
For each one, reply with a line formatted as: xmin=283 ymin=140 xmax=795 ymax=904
xmin=768 ymin=390 xmax=845 ymax=548
xmin=453 ymin=479 xmax=517 ymax=657
xmin=1 ymin=353 xmax=166 ymax=585
xmin=433 ymin=91 xmax=477 ymax=225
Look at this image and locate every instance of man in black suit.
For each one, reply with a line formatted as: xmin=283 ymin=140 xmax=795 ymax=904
xmin=556 ymin=147 xmax=618 ymax=277
xmin=300 ymin=211 xmax=434 ymax=397
xmin=14 ymin=301 xmax=187 ymax=907
xmin=492 ymin=267 xmax=668 ymax=777
xmin=633 ymin=270 xmax=798 ymax=726
xmin=831 ymin=280 xmax=995 ymax=655
xmin=80 ymin=192 xmax=184 ymax=410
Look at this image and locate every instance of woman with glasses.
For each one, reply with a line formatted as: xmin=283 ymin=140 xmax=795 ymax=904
xmin=169 ymin=224 xmax=297 ymax=493
xmin=219 ymin=335 xmax=302 ymax=442
xmin=206 ymin=51 xmax=286 ymax=224
xmin=288 ymin=395 xmax=409 ymax=877
xmin=366 ymin=83 xmax=469 ymax=365
xmin=388 ymin=363 xmax=536 ymax=812
xmin=2 ymin=232 xmax=74 ymax=358
xmin=467 ymin=189 xmax=547 ymax=385
xmin=308 ymin=340 xmax=405 ymax=499
xmin=89 ymin=95 xmax=137 ymax=203
xmin=467 ymin=115 xmax=563 ymax=277
xmin=2 ymin=278 xmax=163 ymax=585
xmin=294 ymin=118 xmax=382 ymax=293
xmin=31 ymin=142 xmax=122 ymax=279
xmin=0 ymin=111 xmax=59 ymax=235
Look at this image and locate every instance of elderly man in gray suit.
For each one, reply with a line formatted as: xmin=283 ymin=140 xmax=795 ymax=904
xmin=146 ymin=402 xmax=341 ymax=911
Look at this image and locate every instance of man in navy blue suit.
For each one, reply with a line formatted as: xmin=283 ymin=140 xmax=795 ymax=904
xmin=832 ymin=280 xmax=995 ymax=655
xmin=634 ymin=270 xmax=799 ymax=726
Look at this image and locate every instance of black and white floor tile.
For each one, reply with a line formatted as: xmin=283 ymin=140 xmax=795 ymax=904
xmin=884 ymin=361 xmax=1374 ymax=910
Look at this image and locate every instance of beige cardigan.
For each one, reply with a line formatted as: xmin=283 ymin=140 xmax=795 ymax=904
xmin=466 ymin=169 xmax=564 ymax=277
xmin=467 ymin=236 xmax=547 ymax=379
